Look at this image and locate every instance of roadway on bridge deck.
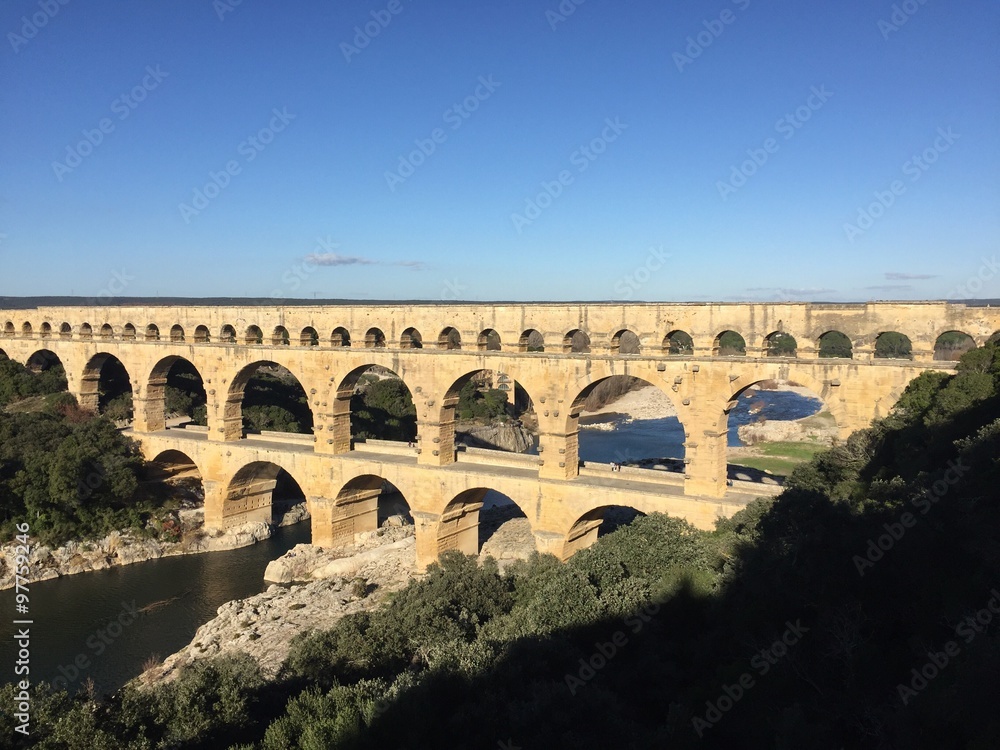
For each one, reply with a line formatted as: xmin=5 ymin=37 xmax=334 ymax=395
xmin=132 ymin=427 xmax=770 ymax=508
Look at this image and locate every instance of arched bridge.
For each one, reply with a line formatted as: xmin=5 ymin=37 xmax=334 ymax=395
xmin=2 ymin=301 xmax=996 ymax=569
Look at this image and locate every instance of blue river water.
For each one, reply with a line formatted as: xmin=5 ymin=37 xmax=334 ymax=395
xmin=578 ymin=388 xmax=821 ymax=464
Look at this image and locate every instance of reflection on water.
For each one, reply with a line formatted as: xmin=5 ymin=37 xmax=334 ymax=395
xmin=0 ymin=522 xmax=311 ymax=695
xmin=578 ymin=388 xmax=821 ymax=464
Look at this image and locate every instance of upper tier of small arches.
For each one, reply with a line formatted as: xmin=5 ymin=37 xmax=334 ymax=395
xmin=4 ymin=317 xmax=997 ymax=361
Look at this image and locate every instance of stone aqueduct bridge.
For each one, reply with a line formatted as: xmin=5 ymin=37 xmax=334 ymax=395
xmin=3 ymin=301 xmax=998 ymax=569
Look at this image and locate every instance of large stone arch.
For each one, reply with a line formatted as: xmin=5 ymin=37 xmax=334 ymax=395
xmin=80 ymin=352 xmax=134 ymax=416
xmin=817 ymin=330 xmax=853 ymax=359
xmin=140 ymin=355 xmax=208 ymax=433
xmin=222 ymin=360 xmax=315 ymax=442
xmin=562 ymin=505 xmax=646 ymax=559
xmin=433 ymin=367 xmax=533 ymax=464
xmin=567 ymin=372 xmax=686 ymax=475
xmin=313 ymin=474 xmax=412 ymax=548
xmin=933 ymin=330 xmax=976 ymax=361
xmin=563 ymin=329 xmax=591 ymax=353
xmin=435 ymin=487 xmax=535 ymax=559
xmin=219 ymin=461 xmax=306 ymax=531
xmin=149 ymin=448 xmax=207 ymax=488
xmin=326 ymin=364 xmax=416 ymax=453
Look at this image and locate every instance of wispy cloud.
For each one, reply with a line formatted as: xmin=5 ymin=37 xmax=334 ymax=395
xmin=885 ymin=272 xmax=937 ymax=280
xmin=304 ymin=253 xmax=426 ymax=271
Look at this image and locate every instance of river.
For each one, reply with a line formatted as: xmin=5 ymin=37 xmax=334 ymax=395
xmin=1 ymin=388 xmax=819 ymax=696
xmin=0 ymin=522 xmax=310 ymax=696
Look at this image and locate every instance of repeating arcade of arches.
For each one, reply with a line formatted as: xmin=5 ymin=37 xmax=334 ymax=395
xmin=149 ymin=447 xmax=625 ymax=558
xmin=3 ymin=318 xmax=993 ymax=359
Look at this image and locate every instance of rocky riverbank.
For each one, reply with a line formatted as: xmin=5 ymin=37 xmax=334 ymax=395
xmin=0 ymin=503 xmax=310 ymax=591
xmin=137 ymin=524 xmax=418 ymax=685
xmin=137 ymin=504 xmax=541 ymax=686
xmin=455 ymin=421 xmax=536 ymax=452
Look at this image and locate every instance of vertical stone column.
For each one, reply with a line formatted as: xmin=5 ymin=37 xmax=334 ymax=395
xmin=411 ymin=510 xmax=442 ymax=572
xmin=132 ymin=374 xmax=166 ymax=433
xmin=682 ymin=377 xmax=730 ymax=499
xmin=537 ymin=427 xmax=579 ymax=479
xmin=310 ymin=489 xmax=380 ymax=548
xmin=416 ymin=392 xmax=457 ymax=467
xmin=202 ymin=479 xmax=226 ymax=531
xmin=315 ymin=389 xmax=352 ymax=455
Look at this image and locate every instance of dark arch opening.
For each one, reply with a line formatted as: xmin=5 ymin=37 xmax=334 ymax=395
xmin=170 ymin=325 xmax=185 ymax=343
xmin=444 ymin=369 xmax=537 ymax=457
xmin=438 ymin=488 xmax=536 ymax=563
xmin=765 ymin=331 xmax=797 ymax=357
xmin=147 ymin=356 xmax=208 ymax=431
xmin=663 ymin=330 xmax=693 ymax=355
xmin=571 ymin=376 xmax=684 ymax=475
xmin=438 ymin=327 xmax=462 ymax=350
xmin=934 ymin=331 xmax=976 ymax=361
xmin=324 ymin=475 xmax=413 ymax=548
xmin=563 ymin=505 xmax=647 ymax=558
xmin=227 ymin=362 xmax=314 ymax=438
xmin=725 ymin=379 xmax=835 ymax=485
xmin=223 ymin=462 xmax=307 ymax=532
xmin=611 ymin=329 xmax=641 ymax=354
xmin=989 ymin=331 xmax=1000 ymax=345
xmin=818 ymin=331 xmax=852 ymax=359
xmin=82 ymin=353 xmax=133 ymax=421
xmin=79 ymin=323 xmax=93 ymax=340
xmin=519 ymin=329 xmax=544 ymax=352
xmin=400 ymin=327 xmax=423 ymax=349
xmin=145 ymin=324 xmax=160 ymax=342
xmin=2 ymin=321 xmax=14 ymax=337
xmin=21 ymin=322 xmax=32 ymax=337
xmin=478 ymin=329 xmax=501 ymax=351
xmin=25 ymin=350 xmax=68 ymax=394
xmin=99 ymin=324 xmax=114 ymax=340
xmin=343 ymin=365 xmax=416 ymax=443
xmin=194 ymin=325 xmax=210 ymax=343
xmin=245 ymin=326 xmax=263 ymax=345
xmin=300 ymin=327 xmax=319 ymax=347
xmin=563 ymin=329 xmax=591 ymax=353
xmin=331 ymin=327 xmax=351 ymax=347
xmin=874 ymin=332 xmax=912 ymax=360
xmin=365 ymin=328 xmax=386 ymax=348
xmin=220 ymin=324 xmax=237 ymax=343
xmin=144 ymin=450 xmax=205 ymax=516
xmin=714 ymin=330 xmax=746 ymax=356
xmin=272 ymin=326 xmax=290 ymax=346
xmin=39 ymin=322 xmax=52 ymax=338
xmin=59 ymin=322 xmax=73 ymax=339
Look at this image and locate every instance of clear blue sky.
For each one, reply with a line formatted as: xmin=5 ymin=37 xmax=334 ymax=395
xmin=1 ymin=0 xmax=997 ymax=302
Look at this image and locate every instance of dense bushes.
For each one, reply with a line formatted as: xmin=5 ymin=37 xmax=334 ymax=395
xmin=350 ymin=378 xmax=416 ymax=441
